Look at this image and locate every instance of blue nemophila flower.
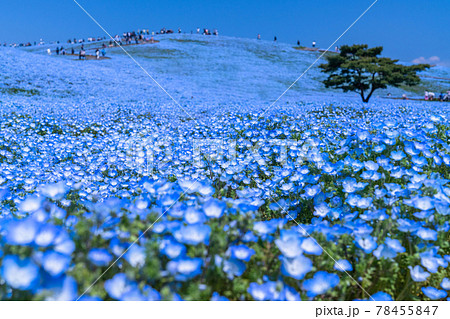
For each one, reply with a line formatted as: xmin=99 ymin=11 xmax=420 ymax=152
xmin=352 ymin=222 xmax=374 ymax=237
xmin=88 ymin=248 xmax=113 ymax=267
xmin=355 ymin=236 xmax=378 ymax=254
xmin=397 ymin=218 xmax=422 ymax=233
xmin=211 ymin=292 xmax=229 ymax=301
xmin=421 ymin=287 xmax=447 ymax=300
xmin=42 ymin=251 xmax=71 ymax=277
xmin=435 ymin=202 xmax=450 ymax=216
xmin=53 ymin=231 xmax=75 ymax=256
xmin=44 ymin=276 xmax=78 ymax=301
xmin=374 ymin=144 xmax=386 ymax=153
xmin=5 ymin=218 xmax=39 ymax=245
xmin=142 ymin=285 xmax=161 ymax=301
xmin=120 ymin=288 xmax=147 ymax=301
xmin=342 ymin=178 xmax=367 ymax=194
xmin=160 ymin=239 xmax=186 ymax=259
xmin=360 ymin=209 xmax=389 ymax=221
xmin=179 ymin=179 xmax=214 ymax=196
xmin=347 ymin=194 xmax=372 ymax=209
xmin=391 ymin=150 xmax=406 ymax=161
xmin=280 ymin=255 xmax=313 ymax=280
xmin=39 ymin=182 xmax=68 ymax=200
xmin=104 ymin=273 xmax=136 ymax=300
xmin=373 ymin=238 xmax=405 ymax=260
xmin=221 ymin=257 xmax=246 ymax=279
xmin=413 ymin=210 xmax=434 ymax=219
xmin=184 ymin=207 xmax=207 ymax=224
xmin=371 ymin=291 xmax=393 ymax=301
xmin=304 ymin=185 xmax=321 ymax=198
xmin=334 ymin=259 xmax=353 ymax=272
xmin=420 ymin=250 xmax=447 ymax=273
xmin=440 ymin=278 xmax=450 ymax=290
xmin=0 ymin=255 xmax=40 ymax=290
xmin=314 ymin=202 xmax=330 ymax=217
xmin=242 ymin=230 xmax=258 ymax=243
xmin=124 ymin=245 xmax=146 ymax=267
xmin=301 ymin=237 xmax=323 ymax=255
xmin=228 ymin=245 xmax=255 ymax=262
xmin=203 ymin=197 xmax=226 ymax=218
xmin=364 ymin=161 xmax=379 ymax=171
xmin=302 ymin=271 xmax=340 ymax=298
xmin=173 ymin=223 xmax=211 ymax=245
xmin=19 ymin=196 xmax=42 ymax=213
xmin=168 ymin=203 xmax=186 ymax=218
xmin=357 ymin=130 xmax=369 ymax=140
xmin=168 ymin=257 xmax=203 ymax=280
xmin=282 ymin=285 xmax=302 ymax=301
xmin=160 ymin=192 xmax=182 ymax=207
xmin=415 ymin=227 xmax=438 ymax=241
xmin=411 ymin=156 xmax=427 ymax=167
xmin=390 ymin=167 xmax=405 ymax=179
xmin=405 ymin=144 xmax=419 ymax=156
xmin=360 ymin=170 xmax=382 ymax=181
xmin=275 ymin=229 xmax=303 ymax=258
xmin=34 ymin=224 xmax=60 ymax=247
xmin=407 ymin=196 xmax=434 ymax=211
xmin=247 ymin=281 xmax=292 ymax=301
xmin=253 ymin=220 xmax=278 ymax=236
xmin=248 ymin=282 xmax=274 ymax=301
xmin=408 ymin=265 xmax=430 ymax=282
xmin=109 ymin=238 xmax=127 ymax=256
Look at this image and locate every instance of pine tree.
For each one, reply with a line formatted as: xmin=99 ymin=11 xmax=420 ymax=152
xmin=319 ymin=44 xmax=430 ymax=103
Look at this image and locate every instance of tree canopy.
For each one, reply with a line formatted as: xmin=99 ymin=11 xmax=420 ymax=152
xmin=319 ymin=44 xmax=430 ymax=102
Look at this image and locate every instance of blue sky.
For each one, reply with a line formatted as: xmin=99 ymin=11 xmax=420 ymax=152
xmin=1 ymin=0 xmax=449 ymax=65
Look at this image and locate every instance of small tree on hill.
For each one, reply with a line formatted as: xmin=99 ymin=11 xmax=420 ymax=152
xmin=319 ymin=44 xmax=430 ymax=103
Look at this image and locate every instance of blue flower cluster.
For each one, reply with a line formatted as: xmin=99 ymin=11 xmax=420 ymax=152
xmin=1 ymin=37 xmax=450 ymax=300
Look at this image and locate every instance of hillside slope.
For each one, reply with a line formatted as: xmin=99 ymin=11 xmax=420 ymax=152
xmin=1 ymin=34 xmax=449 ymax=108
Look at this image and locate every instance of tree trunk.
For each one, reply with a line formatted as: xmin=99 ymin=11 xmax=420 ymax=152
xmin=364 ymin=86 xmax=376 ymax=103
xmin=360 ymin=87 xmax=376 ymax=103
xmin=360 ymin=90 xmax=367 ymax=103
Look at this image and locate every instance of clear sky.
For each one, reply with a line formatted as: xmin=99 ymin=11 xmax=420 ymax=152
xmin=1 ymin=0 xmax=449 ymax=65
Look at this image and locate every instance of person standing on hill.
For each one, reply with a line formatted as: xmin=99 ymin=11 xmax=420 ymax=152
xmin=274 ymin=36 xmax=277 ymax=42
xmin=297 ymin=40 xmax=300 ymax=46
xmin=257 ymin=34 xmax=261 ymax=40
xmin=56 ymin=47 xmax=60 ymax=55
xmin=101 ymin=48 xmax=106 ymax=57
xmin=95 ymin=49 xmax=100 ymax=60
xmin=312 ymin=41 xmax=316 ymax=48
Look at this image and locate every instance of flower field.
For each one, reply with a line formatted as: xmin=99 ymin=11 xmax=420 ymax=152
xmin=1 ymin=34 xmax=450 ymax=301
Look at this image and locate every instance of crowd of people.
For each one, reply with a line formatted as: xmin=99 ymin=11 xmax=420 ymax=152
xmin=7 ymin=27 xmax=327 ymax=54
xmin=35 ymin=27 xmax=222 ymax=59
xmin=2 ymin=26 xmax=222 ymax=49
xmin=425 ymin=90 xmax=450 ymax=102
